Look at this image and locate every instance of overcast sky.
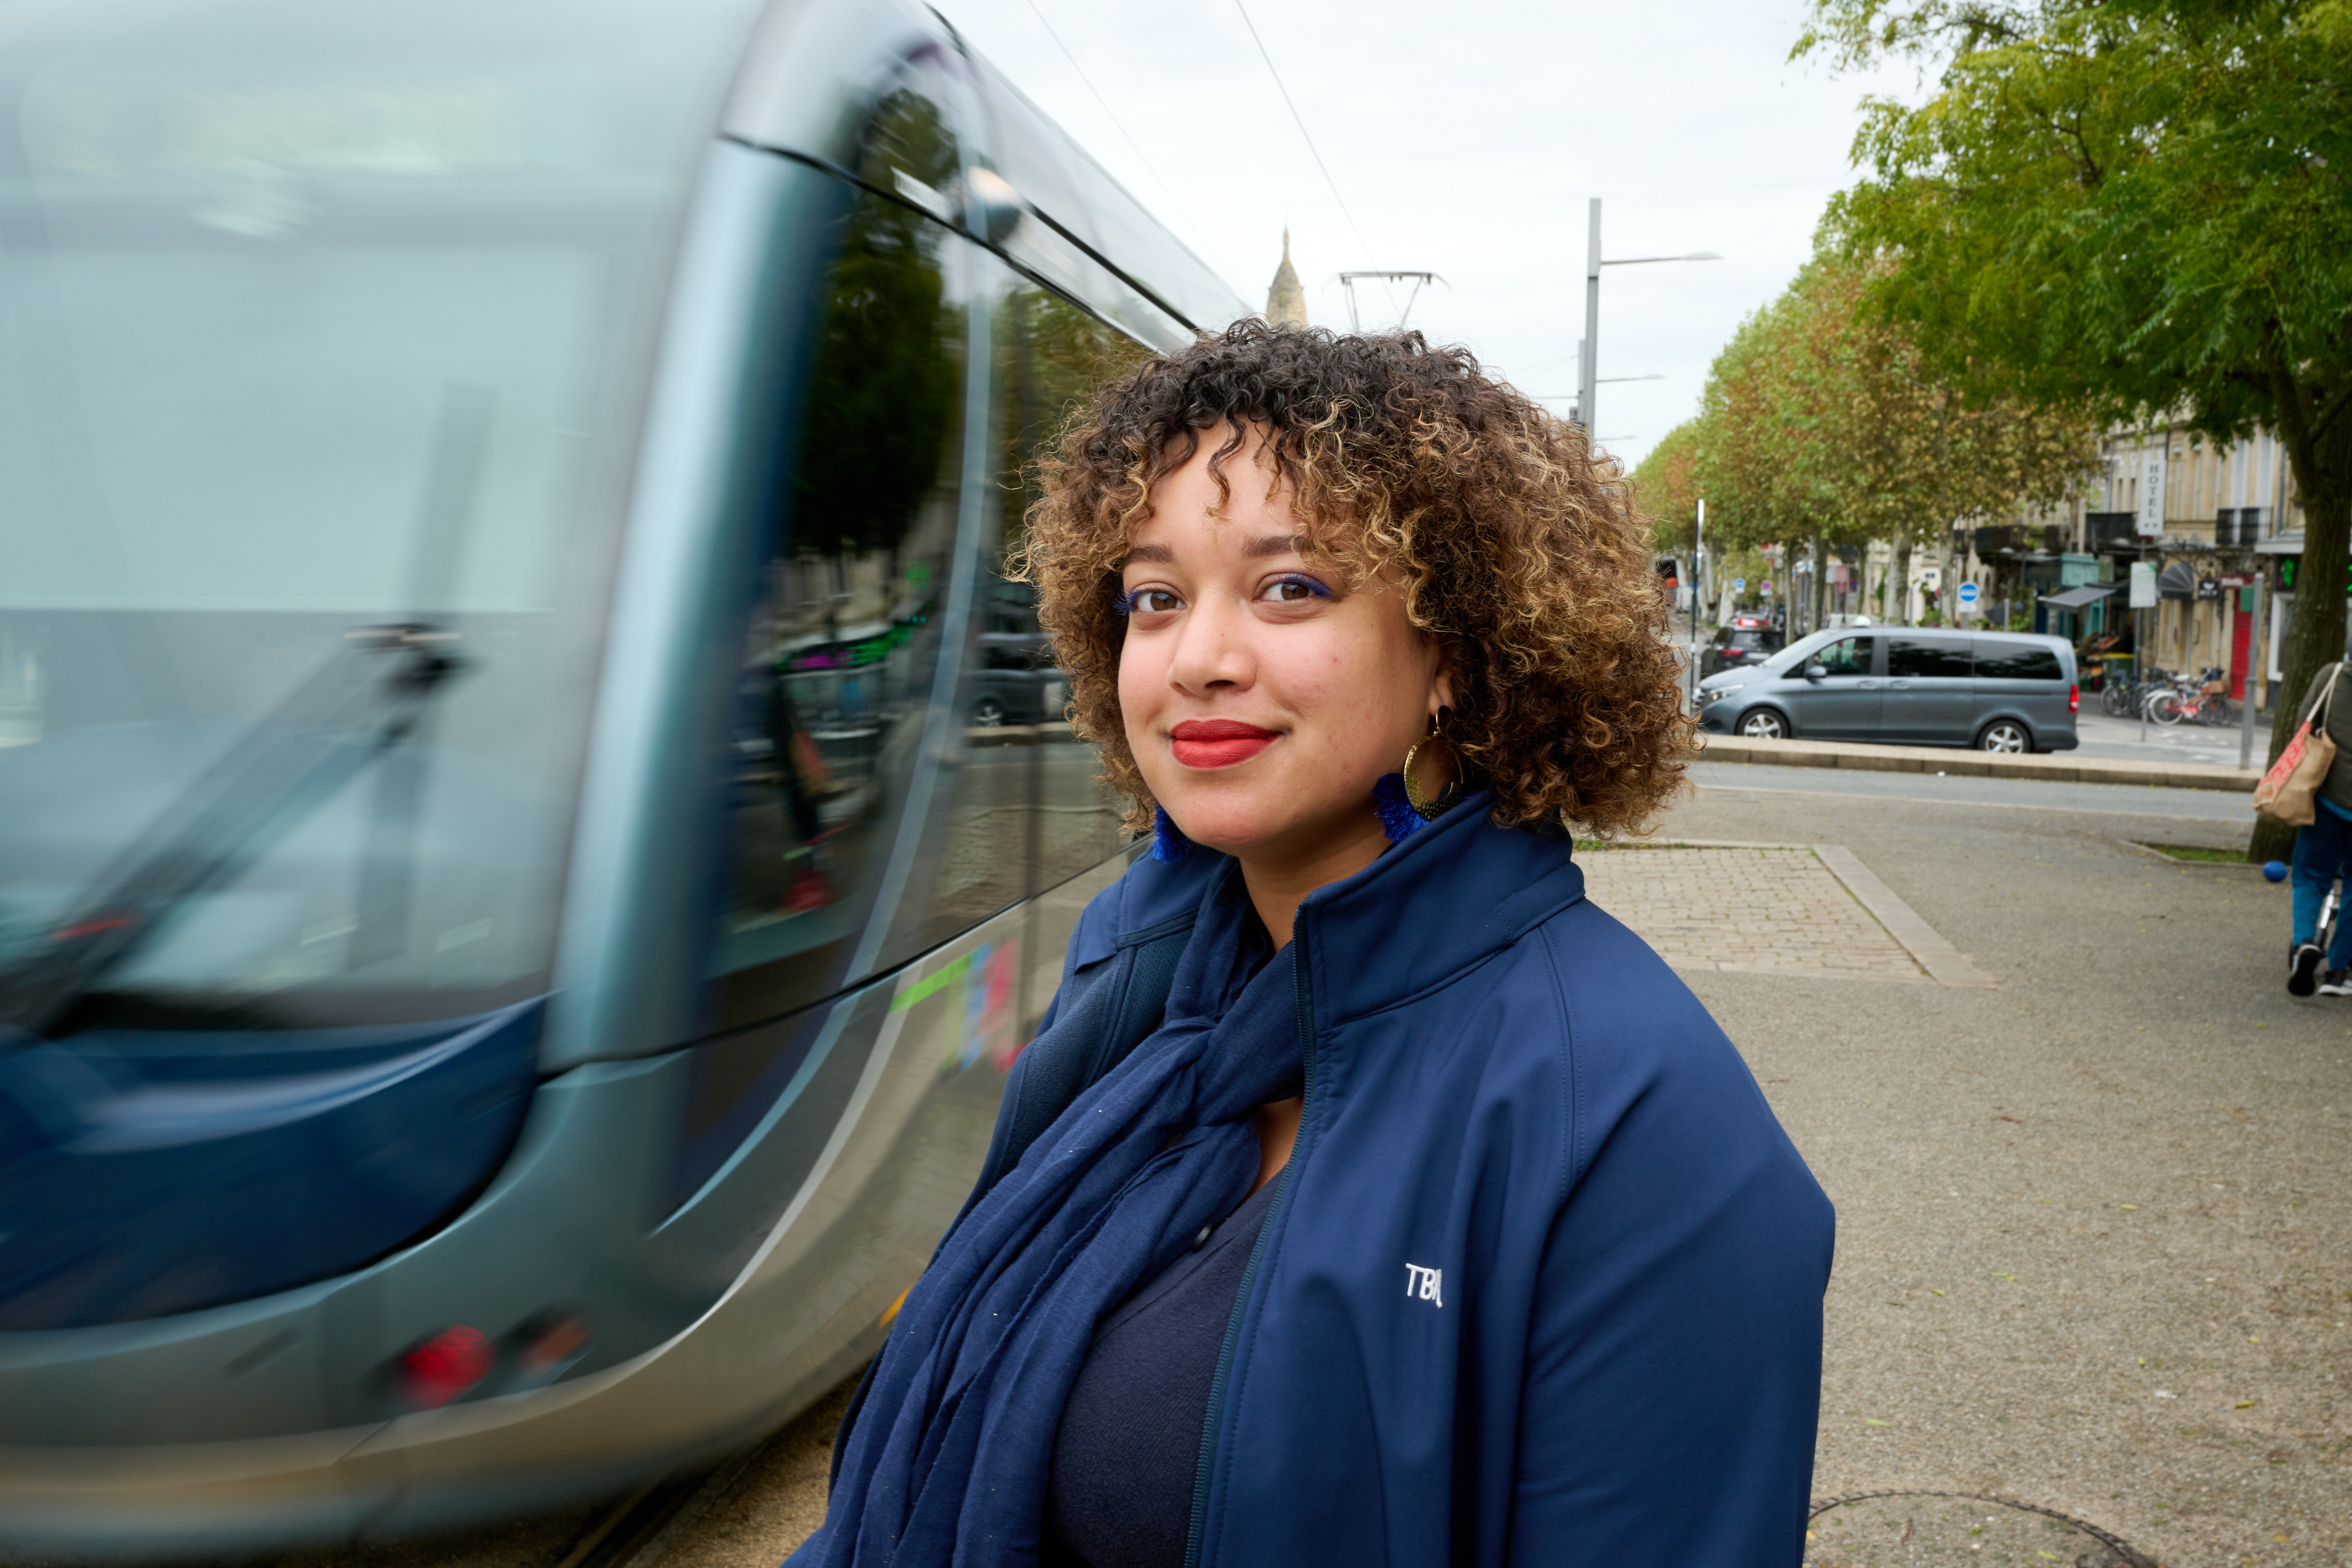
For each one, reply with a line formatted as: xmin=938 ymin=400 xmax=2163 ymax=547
xmin=937 ymin=0 xmax=1915 ymax=473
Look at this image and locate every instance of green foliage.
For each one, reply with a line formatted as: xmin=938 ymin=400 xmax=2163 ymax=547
xmin=998 ymin=288 xmax=1148 ymax=558
xmin=1796 ymin=0 xmax=2352 ymax=829
xmin=795 ymin=92 xmax=961 ymax=564
xmin=1632 ymin=422 xmax=1702 ymax=553
xmin=1654 ymin=255 xmax=2097 ymax=561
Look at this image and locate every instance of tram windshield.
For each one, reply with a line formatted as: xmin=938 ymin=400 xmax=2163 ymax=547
xmin=0 ymin=0 xmax=762 ymax=1032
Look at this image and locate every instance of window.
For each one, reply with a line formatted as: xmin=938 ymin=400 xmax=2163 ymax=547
xmin=703 ymin=103 xmax=1145 ymax=1034
xmin=1888 ymin=638 xmax=1973 ymax=679
xmin=1974 ymin=643 xmax=2063 ymax=681
xmin=707 ymin=87 xmax=971 ymax=1033
xmin=1728 ymin=630 xmax=1765 ymax=652
xmin=1814 ymin=635 xmax=1873 ymax=676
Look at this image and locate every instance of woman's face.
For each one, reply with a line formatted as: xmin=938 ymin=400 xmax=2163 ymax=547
xmin=1117 ymin=427 xmax=1452 ymax=867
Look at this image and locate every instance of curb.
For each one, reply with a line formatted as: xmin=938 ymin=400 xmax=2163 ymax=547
xmin=1693 ymin=733 xmax=2259 ymax=794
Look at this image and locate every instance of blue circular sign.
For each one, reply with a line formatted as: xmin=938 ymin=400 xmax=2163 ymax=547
xmin=1957 ymin=582 xmax=1981 ymax=606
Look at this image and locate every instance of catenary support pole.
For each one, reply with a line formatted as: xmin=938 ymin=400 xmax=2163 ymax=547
xmin=1578 ymin=199 xmax=1600 ymax=441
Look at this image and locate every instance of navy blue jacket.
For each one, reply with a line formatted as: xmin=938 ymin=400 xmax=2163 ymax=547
xmin=1003 ymin=799 xmax=1835 ymax=1567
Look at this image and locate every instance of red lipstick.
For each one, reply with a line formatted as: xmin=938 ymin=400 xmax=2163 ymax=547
xmin=1170 ymin=718 xmax=1279 ymax=769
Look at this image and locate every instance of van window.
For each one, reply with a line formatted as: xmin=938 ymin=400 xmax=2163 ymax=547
xmin=1888 ymin=638 xmax=1973 ymax=679
xmin=1974 ymin=643 xmax=2063 ymax=681
xmin=1814 ymin=635 xmax=1873 ymax=676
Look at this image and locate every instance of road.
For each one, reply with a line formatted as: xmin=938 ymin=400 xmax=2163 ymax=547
xmin=1656 ymin=779 xmax=2345 ymax=1568
xmin=199 ymin=766 xmax=2343 ymax=1568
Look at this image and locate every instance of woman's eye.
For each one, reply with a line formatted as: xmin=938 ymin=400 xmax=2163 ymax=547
xmin=1120 ymin=587 xmax=1182 ymax=616
xmin=1260 ymin=574 xmax=1333 ymax=605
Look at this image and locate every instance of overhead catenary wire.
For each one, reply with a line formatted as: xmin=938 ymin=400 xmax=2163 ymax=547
xmin=1022 ymin=0 xmax=1219 ymax=262
xmin=1228 ymin=0 xmax=1398 ymax=318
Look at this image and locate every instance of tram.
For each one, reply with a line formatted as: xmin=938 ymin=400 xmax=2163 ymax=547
xmin=0 ymin=0 xmax=1247 ymax=1549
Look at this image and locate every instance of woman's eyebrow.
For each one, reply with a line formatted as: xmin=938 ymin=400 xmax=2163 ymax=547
xmin=1117 ymin=542 xmax=1175 ymax=567
xmin=1242 ymin=533 xmax=1305 ymax=560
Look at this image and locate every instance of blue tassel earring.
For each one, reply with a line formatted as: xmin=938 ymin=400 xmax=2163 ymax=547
xmin=1373 ymin=773 xmax=1423 ymax=844
xmin=1151 ymin=805 xmax=1193 ymax=861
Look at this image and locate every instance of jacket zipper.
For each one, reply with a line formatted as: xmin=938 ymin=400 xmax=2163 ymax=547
xmin=1183 ymin=922 xmax=1316 ymax=1568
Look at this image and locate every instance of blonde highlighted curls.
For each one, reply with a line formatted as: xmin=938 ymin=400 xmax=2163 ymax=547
xmin=1012 ymin=320 xmax=1693 ymax=837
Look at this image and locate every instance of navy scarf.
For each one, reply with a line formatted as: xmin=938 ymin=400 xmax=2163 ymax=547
xmin=794 ymin=862 xmax=1302 ymax=1567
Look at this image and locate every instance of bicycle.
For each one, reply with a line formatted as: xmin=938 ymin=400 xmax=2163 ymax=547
xmin=2187 ymin=667 xmax=2236 ymax=726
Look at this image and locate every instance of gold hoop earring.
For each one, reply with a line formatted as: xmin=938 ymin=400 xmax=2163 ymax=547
xmin=1401 ymin=712 xmax=1461 ymax=821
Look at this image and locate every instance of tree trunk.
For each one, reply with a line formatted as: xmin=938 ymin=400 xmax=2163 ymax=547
xmin=1810 ymin=535 xmax=1828 ymax=631
xmin=1890 ymin=536 xmax=1913 ymax=625
xmin=2248 ymin=408 xmax=2352 ymax=863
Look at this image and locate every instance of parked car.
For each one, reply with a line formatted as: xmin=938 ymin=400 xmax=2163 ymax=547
xmin=973 ymin=632 xmax=1068 ymax=726
xmin=1700 ymin=615 xmax=1786 ymax=677
xmin=1696 ymin=628 xmax=2079 ymax=752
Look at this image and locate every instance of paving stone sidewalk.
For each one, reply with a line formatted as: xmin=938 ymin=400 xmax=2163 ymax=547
xmin=1580 ymin=845 xmax=1929 ymax=982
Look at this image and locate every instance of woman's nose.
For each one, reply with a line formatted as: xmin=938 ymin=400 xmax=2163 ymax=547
xmin=1165 ymin=595 xmax=1253 ymax=694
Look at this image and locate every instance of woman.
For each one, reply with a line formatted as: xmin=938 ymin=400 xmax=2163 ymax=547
xmin=797 ymin=325 xmax=1834 ymax=1567
xmin=2284 ymin=660 xmax=2352 ymax=997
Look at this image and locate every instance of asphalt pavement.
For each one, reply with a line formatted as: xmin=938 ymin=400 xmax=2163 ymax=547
xmin=1646 ymin=781 xmax=2347 ymax=1567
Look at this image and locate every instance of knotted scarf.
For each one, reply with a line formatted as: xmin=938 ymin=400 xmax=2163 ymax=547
xmin=793 ymin=861 xmax=1304 ymax=1567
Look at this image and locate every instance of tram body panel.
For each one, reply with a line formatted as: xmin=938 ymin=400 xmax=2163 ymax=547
xmin=0 ymin=859 xmax=1124 ymax=1550
xmin=0 ymin=0 xmax=1244 ymax=1547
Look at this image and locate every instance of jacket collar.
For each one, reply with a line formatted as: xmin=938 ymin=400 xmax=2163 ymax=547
xmin=1292 ymin=793 xmax=1585 ymax=1024
xmin=1099 ymin=793 xmax=1585 ymax=1024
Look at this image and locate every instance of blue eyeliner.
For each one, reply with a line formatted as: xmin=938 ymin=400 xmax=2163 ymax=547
xmin=1275 ymin=573 xmax=1333 ymax=599
xmin=1111 ymin=588 xmax=1136 ymax=617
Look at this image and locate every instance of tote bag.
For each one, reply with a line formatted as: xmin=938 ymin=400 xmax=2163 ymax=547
xmin=2255 ymin=663 xmax=2344 ymax=827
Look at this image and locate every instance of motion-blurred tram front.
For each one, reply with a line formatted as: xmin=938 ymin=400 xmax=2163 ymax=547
xmin=0 ymin=0 xmax=1247 ymax=1549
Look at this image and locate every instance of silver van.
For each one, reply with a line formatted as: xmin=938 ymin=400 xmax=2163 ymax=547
xmin=1696 ymin=629 xmax=2079 ymax=752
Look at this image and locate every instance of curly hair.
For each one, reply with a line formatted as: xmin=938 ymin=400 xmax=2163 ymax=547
xmin=1012 ymin=320 xmax=1693 ymax=836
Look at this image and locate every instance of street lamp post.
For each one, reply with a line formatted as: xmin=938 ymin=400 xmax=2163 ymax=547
xmin=1573 ymin=197 xmax=1720 ymax=439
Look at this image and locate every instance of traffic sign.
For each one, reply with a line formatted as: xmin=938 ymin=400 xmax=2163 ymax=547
xmin=1734 ymin=577 xmax=1746 ymax=591
xmin=1957 ymin=582 xmax=1981 ymax=607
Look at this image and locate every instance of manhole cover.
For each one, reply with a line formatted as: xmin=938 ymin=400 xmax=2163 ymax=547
xmin=1807 ymin=1492 xmax=2157 ymax=1567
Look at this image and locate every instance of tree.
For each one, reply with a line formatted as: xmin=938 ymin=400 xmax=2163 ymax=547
xmin=1798 ymin=0 xmax=2352 ymax=855
xmin=1655 ymin=256 xmax=2096 ymax=632
xmin=1634 ymin=420 xmax=1702 ymax=557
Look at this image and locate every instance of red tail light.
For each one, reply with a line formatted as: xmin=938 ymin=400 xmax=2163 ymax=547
xmin=2068 ymin=683 xmax=2080 ymax=713
xmin=399 ymin=1325 xmax=493 ymax=1409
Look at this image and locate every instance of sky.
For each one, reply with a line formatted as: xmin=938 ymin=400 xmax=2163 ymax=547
xmin=936 ymin=0 xmax=1917 ymax=473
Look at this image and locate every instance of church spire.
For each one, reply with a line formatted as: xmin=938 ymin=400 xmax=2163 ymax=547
xmin=1265 ymin=228 xmax=1308 ymax=328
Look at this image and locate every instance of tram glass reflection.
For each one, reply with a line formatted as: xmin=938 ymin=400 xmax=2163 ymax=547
xmin=709 ymin=211 xmax=1140 ymax=1031
xmin=0 ymin=0 xmax=736 ymax=1032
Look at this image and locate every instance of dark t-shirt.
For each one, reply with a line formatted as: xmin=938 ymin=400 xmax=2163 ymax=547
xmin=1041 ymin=1173 xmax=1283 ymax=1568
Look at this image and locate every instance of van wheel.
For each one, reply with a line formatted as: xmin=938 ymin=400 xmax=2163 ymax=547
xmin=1978 ymin=719 xmax=2029 ymax=753
xmin=1738 ymin=709 xmax=1789 ymax=740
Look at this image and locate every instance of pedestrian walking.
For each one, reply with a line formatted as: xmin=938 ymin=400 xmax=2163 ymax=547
xmin=2270 ymin=662 xmax=2352 ymax=995
xmin=793 ymin=323 xmax=1834 ymax=1568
